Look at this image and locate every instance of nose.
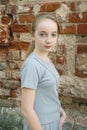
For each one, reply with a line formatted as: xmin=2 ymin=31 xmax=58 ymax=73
xmin=46 ymin=36 xmax=52 ymax=44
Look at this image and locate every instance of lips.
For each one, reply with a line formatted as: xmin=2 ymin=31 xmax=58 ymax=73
xmin=44 ymin=46 xmax=52 ymax=48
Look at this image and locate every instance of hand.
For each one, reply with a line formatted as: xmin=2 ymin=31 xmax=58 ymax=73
xmin=59 ymin=108 xmax=66 ymax=130
xmin=59 ymin=115 xmax=66 ymax=130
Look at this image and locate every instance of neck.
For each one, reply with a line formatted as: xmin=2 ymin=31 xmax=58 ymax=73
xmin=33 ymin=49 xmax=49 ymax=57
xmin=33 ymin=50 xmax=50 ymax=62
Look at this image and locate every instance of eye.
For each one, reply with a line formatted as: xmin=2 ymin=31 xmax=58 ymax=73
xmin=39 ymin=33 xmax=47 ymax=37
xmin=51 ymin=33 xmax=57 ymax=37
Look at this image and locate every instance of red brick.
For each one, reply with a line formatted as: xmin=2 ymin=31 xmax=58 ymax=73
xmin=0 ymin=25 xmax=9 ymax=44
xmin=1 ymin=16 xmax=11 ymax=24
xmin=56 ymin=56 xmax=65 ymax=65
xmin=59 ymin=24 xmax=76 ymax=34
xmin=10 ymin=41 xmax=29 ymax=50
xmin=69 ymin=13 xmax=80 ymax=23
xmin=77 ymin=45 xmax=87 ymax=54
xmin=80 ymin=12 xmax=87 ymax=22
xmin=57 ymin=69 xmax=63 ymax=75
xmin=69 ymin=13 xmax=87 ymax=23
xmin=69 ymin=2 xmax=76 ymax=11
xmin=19 ymin=14 xmax=35 ymax=23
xmin=0 ymin=47 xmax=8 ymax=55
xmin=75 ymin=68 xmax=87 ymax=78
xmin=40 ymin=2 xmax=60 ymax=12
xmin=11 ymin=24 xmax=31 ymax=32
xmin=77 ymin=24 xmax=87 ymax=34
xmin=0 ymin=47 xmax=7 ymax=57
xmin=57 ymin=45 xmax=66 ymax=54
xmin=11 ymin=90 xmax=17 ymax=97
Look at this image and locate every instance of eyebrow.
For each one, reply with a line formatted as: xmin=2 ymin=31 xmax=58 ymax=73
xmin=39 ymin=31 xmax=57 ymax=33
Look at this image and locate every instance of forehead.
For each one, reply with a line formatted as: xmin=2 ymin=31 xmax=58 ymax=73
xmin=36 ymin=18 xmax=58 ymax=31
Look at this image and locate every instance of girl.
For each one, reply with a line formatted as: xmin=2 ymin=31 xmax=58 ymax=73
xmin=20 ymin=13 xmax=66 ymax=130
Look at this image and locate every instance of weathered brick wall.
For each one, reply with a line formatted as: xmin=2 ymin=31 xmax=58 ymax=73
xmin=0 ymin=0 xmax=87 ymax=130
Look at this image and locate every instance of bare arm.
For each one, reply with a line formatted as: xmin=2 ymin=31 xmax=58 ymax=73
xmin=21 ymin=88 xmax=43 ymax=130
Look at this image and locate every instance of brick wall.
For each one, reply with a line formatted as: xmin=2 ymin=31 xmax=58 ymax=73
xmin=0 ymin=0 xmax=87 ymax=130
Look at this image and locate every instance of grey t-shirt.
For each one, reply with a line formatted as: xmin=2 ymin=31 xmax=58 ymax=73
xmin=20 ymin=53 xmax=61 ymax=124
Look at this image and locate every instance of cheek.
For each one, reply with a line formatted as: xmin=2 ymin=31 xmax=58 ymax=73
xmin=35 ymin=40 xmax=43 ymax=48
xmin=54 ymin=38 xmax=57 ymax=44
xmin=38 ymin=38 xmax=45 ymax=45
xmin=53 ymin=38 xmax=57 ymax=44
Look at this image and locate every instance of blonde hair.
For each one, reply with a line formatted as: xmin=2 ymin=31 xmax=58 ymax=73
xmin=26 ymin=13 xmax=59 ymax=58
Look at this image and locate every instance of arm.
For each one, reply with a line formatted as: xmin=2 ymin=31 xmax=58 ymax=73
xmin=59 ymin=107 xmax=66 ymax=130
xmin=21 ymin=88 xmax=43 ymax=130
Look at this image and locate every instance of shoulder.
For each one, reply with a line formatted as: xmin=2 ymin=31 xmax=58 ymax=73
xmin=21 ymin=53 xmax=44 ymax=74
xmin=21 ymin=54 xmax=39 ymax=68
xmin=20 ymin=53 xmax=44 ymax=81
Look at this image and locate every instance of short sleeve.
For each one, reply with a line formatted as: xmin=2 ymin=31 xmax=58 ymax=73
xmin=20 ymin=62 xmax=39 ymax=89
